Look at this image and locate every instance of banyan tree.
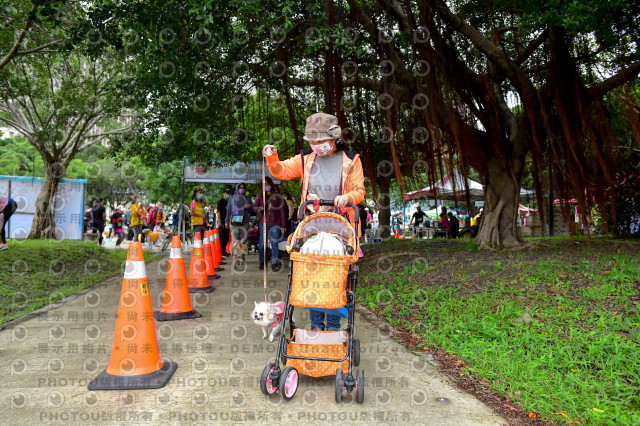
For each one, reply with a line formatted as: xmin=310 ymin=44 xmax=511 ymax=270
xmin=87 ymin=0 xmax=640 ymax=248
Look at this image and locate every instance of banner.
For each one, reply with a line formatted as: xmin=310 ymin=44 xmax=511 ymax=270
xmin=0 ymin=175 xmax=87 ymax=240
xmin=184 ymin=160 xmax=280 ymax=184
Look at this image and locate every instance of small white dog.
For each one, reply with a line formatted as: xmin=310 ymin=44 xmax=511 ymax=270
xmin=252 ymin=301 xmax=287 ymax=342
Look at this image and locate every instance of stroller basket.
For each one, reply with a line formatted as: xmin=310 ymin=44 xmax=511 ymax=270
xmin=286 ymin=329 xmax=349 ymax=377
xmin=290 ymin=252 xmax=351 ymax=309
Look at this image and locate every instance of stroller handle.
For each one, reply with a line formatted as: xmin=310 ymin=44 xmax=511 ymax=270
xmin=298 ymin=199 xmax=360 ymax=227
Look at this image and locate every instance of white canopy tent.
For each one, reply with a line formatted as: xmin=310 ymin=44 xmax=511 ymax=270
xmin=404 ymin=170 xmax=536 ymax=203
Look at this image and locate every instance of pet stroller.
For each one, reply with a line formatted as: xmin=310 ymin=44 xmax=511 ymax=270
xmin=259 ymin=200 xmax=364 ymax=403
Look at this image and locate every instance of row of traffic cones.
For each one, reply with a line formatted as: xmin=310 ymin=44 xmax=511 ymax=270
xmin=88 ymin=229 xmax=226 ymax=390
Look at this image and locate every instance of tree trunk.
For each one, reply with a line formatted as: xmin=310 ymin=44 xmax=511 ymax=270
xmin=28 ymin=162 xmax=65 ymax=239
xmin=475 ymin=154 xmax=524 ymax=249
xmin=377 ymin=178 xmax=392 ymax=238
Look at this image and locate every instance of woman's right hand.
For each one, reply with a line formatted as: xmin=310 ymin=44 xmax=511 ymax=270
xmin=262 ymin=145 xmax=277 ymax=157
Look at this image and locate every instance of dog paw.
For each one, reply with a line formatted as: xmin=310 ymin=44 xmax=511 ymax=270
xmin=262 ymin=335 xmax=267 ymax=339
xmin=269 ymin=336 xmax=274 ymax=342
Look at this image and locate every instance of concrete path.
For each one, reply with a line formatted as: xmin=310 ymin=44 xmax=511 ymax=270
xmin=0 ymin=249 xmax=505 ymax=425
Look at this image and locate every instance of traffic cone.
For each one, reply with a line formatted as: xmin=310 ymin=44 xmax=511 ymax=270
xmin=188 ymin=232 xmax=215 ymax=293
xmin=226 ymin=233 xmax=232 ymax=256
xmin=154 ymin=236 xmax=202 ymax=321
xmin=88 ymin=242 xmax=177 ymax=390
xmin=208 ymin=230 xmax=223 ymax=271
xmin=203 ymin=231 xmax=221 ymax=280
xmin=395 ymin=228 xmax=400 ymax=239
xmin=212 ymin=228 xmax=226 ymax=265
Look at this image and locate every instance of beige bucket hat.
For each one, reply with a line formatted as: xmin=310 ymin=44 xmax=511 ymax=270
xmin=302 ymin=112 xmax=342 ymax=141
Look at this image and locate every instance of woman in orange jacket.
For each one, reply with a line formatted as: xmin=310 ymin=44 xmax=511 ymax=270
xmin=263 ymin=112 xmax=366 ymax=332
xmin=262 ymin=112 xmax=366 ymax=238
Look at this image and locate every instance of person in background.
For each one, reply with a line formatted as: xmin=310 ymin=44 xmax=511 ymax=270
xmin=207 ymin=205 xmax=216 ymax=230
xmin=155 ymin=203 xmax=166 ymax=229
xmin=130 ymin=195 xmax=146 ymax=243
xmin=217 ymin=186 xmax=232 ymax=256
xmin=91 ymin=198 xmax=107 ymax=246
xmin=459 ymin=208 xmax=482 ymax=238
xmin=253 ymin=177 xmax=287 ymax=272
xmin=225 ymin=183 xmax=253 ymax=245
xmin=191 ymin=186 xmax=208 ymax=241
xmin=439 ymin=210 xmax=450 ymax=238
xmin=409 ymin=205 xmax=427 ymax=238
xmin=111 ymin=206 xmax=125 ymax=248
xmin=358 ymin=203 xmax=369 ymax=243
xmin=282 ymin=191 xmax=295 ymax=235
xmin=447 ymin=212 xmax=460 ymax=238
xmin=365 ymin=207 xmax=373 ymax=241
xmin=146 ymin=203 xmax=158 ymax=234
xmin=107 ymin=217 xmax=114 ymax=240
xmin=125 ymin=207 xmax=131 ymax=227
xmin=0 ymin=195 xmax=18 ymax=251
xmin=371 ymin=207 xmax=379 ymax=237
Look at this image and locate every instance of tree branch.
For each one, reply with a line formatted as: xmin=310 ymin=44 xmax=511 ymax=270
xmin=515 ymin=28 xmax=548 ymax=65
xmin=13 ymin=39 xmax=65 ymax=57
xmin=0 ymin=1 xmax=41 ymax=72
xmin=589 ymin=61 xmax=640 ymax=97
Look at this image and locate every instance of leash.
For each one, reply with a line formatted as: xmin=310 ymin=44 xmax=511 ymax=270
xmin=262 ymin=157 xmax=268 ymax=304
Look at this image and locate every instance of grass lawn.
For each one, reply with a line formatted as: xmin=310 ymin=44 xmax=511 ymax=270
xmin=359 ymin=237 xmax=640 ymax=425
xmin=0 ymin=239 xmax=159 ymax=325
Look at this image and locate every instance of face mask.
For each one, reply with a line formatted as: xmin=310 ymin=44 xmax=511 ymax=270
xmin=197 ymin=193 xmax=203 ymax=200
xmin=265 ymin=185 xmax=271 ymax=192
xmin=311 ymin=141 xmax=333 ymax=156
xmin=238 ymin=189 xmax=245 ymax=195
xmin=224 ymin=194 xmax=230 ymax=199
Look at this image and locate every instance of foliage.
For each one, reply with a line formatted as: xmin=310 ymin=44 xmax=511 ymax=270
xmin=0 ymin=239 xmax=161 ymax=324
xmin=358 ymin=238 xmax=640 ymax=424
xmin=0 ymin=0 xmax=70 ymax=72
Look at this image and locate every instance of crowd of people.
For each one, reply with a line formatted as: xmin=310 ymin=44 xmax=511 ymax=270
xmin=402 ymin=205 xmax=483 ymax=239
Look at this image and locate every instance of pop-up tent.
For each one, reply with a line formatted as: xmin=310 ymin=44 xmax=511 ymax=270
xmin=404 ymin=170 xmax=484 ymax=202
xmin=404 ymin=170 xmax=536 ymax=203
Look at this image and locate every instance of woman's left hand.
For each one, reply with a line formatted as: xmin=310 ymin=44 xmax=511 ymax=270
xmin=334 ymin=195 xmax=350 ymax=208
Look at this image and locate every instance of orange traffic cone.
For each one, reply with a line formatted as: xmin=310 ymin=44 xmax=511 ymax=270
xmin=395 ymin=228 xmax=401 ymax=239
xmin=226 ymin=233 xmax=232 ymax=256
xmin=208 ymin=230 xmax=223 ymax=272
xmin=203 ymin=231 xmax=216 ymax=277
xmin=88 ymin=242 xmax=177 ymax=390
xmin=188 ymin=232 xmax=215 ymax=293
xmin=212 ymin=228 xmax=225 ymax=265
xmin=154 ymin=236 xmax=202 ymax=321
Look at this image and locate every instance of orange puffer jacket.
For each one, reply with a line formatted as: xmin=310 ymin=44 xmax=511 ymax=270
xmin=266 ymin=146 xmax=366 ymax=236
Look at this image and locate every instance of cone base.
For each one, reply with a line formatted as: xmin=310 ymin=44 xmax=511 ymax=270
xmin=208 ymin=274 xmax=221 ymax=280
xmin=153 ymin=310 xmax=202 ymax=322
xmin=189 ymin=286 xmax=214 ymax=293
xmin=219 ymin=261 xmax=227 ymax=264
xmin=88 ymin=361 xmax=177 ymax=390
xmin=215 ymin=267 xmax=224 ymax=271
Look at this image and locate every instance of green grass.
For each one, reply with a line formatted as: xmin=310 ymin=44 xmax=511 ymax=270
xmin=0 ymin=239 xmax=159 ymax=325
xmin=359 ymin=237 xmax=640 ymax=424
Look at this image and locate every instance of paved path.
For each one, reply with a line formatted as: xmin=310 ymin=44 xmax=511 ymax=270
xmin=0 ymin=248 xmax=505 ymax=425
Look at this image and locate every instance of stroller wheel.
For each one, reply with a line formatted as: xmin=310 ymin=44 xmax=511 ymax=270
xmin=355 ymin=369 xmax=365 ymax=404
xmin=260 ymin=363 xmax=278 ymax=396
xmin=335 ymin=368 xmax=344 ymax=403
xmin=353 ymin=340 xmax=360 ymax=367
xmin=278 ymin=367 xmax=299 ymax=400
